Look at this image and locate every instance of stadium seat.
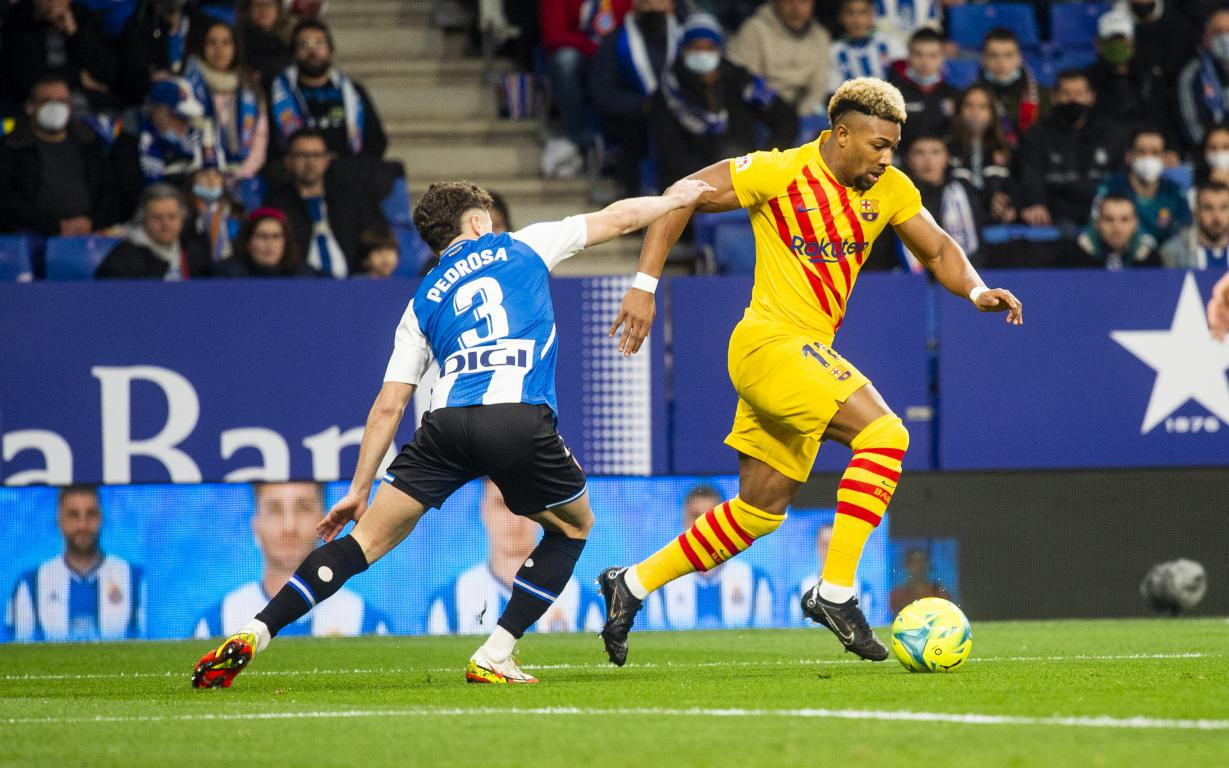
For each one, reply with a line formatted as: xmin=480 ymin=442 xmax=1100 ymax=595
xmin=947 ymin=3 xmax=1040 ymax=50
xmin=392 ymin=224 xmax=435 ymax=277
xmin=380 ymin=174 xmax=413 ymax=227
xmin=1025 ymin=51 xmax=1057 ymax=88
xmin=1049 ymin=47 xmax=1098 ymax=74
xmin=76 ymin=0 xmax=137 ymax=39
xmin=0 ymin=235 xmax=33 ymax=282
xmin=1050 ymin=2 xmax=1112 ymax=48
xmin=981 ymin=224 xmax=1063 ymax=245
xmin=796 ymin=113 xmax=829 ymax=143
xmin=944 ymin=58 xmax=982 ymax=89
xmin=235 ymin=176 xmax=266 ymax=212
xmin=712 ymin=221 xmax=757 ymax=274
xmin=45 ymin=235 xmax=121 ymax=281
xmin=1162 ymin=163 xmax=1193 ymax=190
xmin=199 ymin=3 xmax=237 ymax=25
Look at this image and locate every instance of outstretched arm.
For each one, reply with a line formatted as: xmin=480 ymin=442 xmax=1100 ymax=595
xmin=318 ymin=381 xmax=415 ymax=541
xmin=582 ymin=177 xmax=717 ymax=248
xmin=609 ymin=160 xmax=742 ymax=355
xmin=895 ymin=208 xmax=1023 ymax=325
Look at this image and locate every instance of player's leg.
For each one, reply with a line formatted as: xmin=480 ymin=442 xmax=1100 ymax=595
xmin=799 ymin=376 xmax=906 ymax=661
xmin=191 ymin=483 xmax=427 ymax=688
xmin=467 ymin=404 xmax=591 ymax=684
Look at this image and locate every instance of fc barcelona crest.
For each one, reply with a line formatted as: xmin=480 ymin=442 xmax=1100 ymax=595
xmin=860 ymin=199 xmax=879 ymax=222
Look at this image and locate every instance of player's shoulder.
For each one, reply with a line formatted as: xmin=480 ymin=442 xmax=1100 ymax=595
xmin=881 ymin=165 xmax=918 ymax=191
xmin=733 ymin=142 xmax=812 ymax=176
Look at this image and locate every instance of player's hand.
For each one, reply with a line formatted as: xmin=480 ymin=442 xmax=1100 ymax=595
xmin=974 ymin=287 xmax=1023 ymax=325
xmin=664 ymin=178 xmax=717 ymax=209
xmin=609 ymin=287 xmax=656 ymax=356
xmin=318 ymin=491 xmax=367 ymax=542
xmin=1209 ymin=273 xmax=1229 ymax=340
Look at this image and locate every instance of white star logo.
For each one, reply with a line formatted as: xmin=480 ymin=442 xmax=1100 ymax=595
xmin=1110 ymin=273 xmax=1229 ymax=434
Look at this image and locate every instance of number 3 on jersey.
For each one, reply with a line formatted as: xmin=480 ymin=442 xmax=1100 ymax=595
xmin=454 ymin=276 xmax=509 ymax=348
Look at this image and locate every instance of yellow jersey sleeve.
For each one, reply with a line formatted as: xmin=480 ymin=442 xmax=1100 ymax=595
xmin=730 ymin=147 xmax=805 ymax=209
xmin=885 ymin=167 xmax=924 ymax=226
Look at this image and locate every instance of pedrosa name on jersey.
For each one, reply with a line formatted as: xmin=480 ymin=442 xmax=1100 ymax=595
xmin=789 ymin=236 xmax=868 ymax=263
xmin=425 ymin=248 xmax=509 ymax=302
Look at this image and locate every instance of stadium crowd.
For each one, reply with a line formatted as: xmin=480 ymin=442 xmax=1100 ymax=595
xmin=3 ymin=0 xmax=1229 ymax=276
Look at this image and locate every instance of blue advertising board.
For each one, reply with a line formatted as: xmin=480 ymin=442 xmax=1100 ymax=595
xmin=670 ymin=274 xmax=934 ymax=474
xmin=0 ymin=278 xmax=668 ymax=485
xmin=937 ymin=270 xmax=1229 ymax=469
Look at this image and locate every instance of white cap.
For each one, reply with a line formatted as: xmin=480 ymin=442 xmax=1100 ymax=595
xmin=1098 ymin=9 xmax=1135 ymax=40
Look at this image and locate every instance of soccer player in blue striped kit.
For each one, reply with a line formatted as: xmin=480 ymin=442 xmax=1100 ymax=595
xmin=191 ymin=176 xmax=713 ymax=687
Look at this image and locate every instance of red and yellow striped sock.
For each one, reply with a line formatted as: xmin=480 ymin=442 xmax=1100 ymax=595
xmin=822 ymin=414 xmax=909 ymax=589
xmin=634 ymin=496 xmax=784 ymax=593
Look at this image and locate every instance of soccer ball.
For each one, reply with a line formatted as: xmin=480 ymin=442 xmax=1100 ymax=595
xmin=1140 ymin=558 xmax=1207 ymax=614
xmin=890 ymin=597 xmax=973 ymax=673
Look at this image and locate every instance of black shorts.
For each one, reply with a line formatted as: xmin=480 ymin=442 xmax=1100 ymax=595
xmin=384 ymin=403 xmax=587 ymax=516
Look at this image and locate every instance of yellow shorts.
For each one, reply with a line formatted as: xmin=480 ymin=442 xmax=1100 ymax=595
xmin=724 ymin=317 xmax=870 ymax=482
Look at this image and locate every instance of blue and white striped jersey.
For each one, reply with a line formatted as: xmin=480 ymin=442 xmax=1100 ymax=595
xmin=6 ymin=554 xmax=144 ymax=642
xmin=384 ymin=217 xmax=588 ymax=413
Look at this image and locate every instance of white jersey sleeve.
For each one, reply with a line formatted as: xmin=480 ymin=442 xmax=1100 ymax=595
xmin=510 ymin=215 xmax=588 ymax=271
xmin=383 ymin=299 xmax=434 ymax=384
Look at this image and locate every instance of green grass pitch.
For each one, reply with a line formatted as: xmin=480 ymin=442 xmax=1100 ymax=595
xmin=2 ymin=618 xmax=1227 ymax=767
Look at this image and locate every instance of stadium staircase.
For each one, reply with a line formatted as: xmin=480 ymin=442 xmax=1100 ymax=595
xmin=328 ymin=0 xmax=645 ymax=274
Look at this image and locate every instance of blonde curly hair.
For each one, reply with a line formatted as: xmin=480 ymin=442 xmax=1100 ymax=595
xmin=827 ymin=77 xmax=908 ymax=126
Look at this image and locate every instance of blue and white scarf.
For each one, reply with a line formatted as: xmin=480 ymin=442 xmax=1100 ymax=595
xmin=614 ymin=13 xmax=681 ymax=96
xmin=183 ymin=58 xmax=262 ymax=164
xmin=270 ymin=66 xmax=365 ymax=154
xmin=1199 ymin=51 xmax=1228 ymax=125
xmin=660 ymin=68 xmax=728 ymax=136
xmin=137 ymin=112 xmax=203 ymax=181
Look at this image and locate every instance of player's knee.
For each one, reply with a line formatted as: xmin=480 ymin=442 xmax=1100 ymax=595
xmin=853 ymin=414 xmax=909 ymax=454
xmin=728 ymin=496 xmax=786 ymax=539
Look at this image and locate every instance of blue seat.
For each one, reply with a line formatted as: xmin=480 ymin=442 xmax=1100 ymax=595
xmin=692 ymin=210 xmax=751 ymax=255
xmin=1162 ymin=163 xmax=1193 ymax=191
xmin=1025 ymin=51 xmax=1056 ymax=87
xmin=982 ymin=224 xmax=1063 ymax=245
xmin=392 ymin=224 xmax=435 ymax=277
xmin=1049 ymin=46 xmax=1098 ymax=74
xmin=199 ymin=3 xmax=236 ymax=25
xmin=76 ymin=0 xmax=137 ymax=39
xmin=380 ymin=174 xmax=412 ymax=227
xmin=0 ymin=235 xmax=33 ymax=282
xmin=945 ymin=58 xmax=982 ymax=89
xmin=235 ymin=176 xmax=266 ymax=212
xmin=712 ymin=222 xmax=757 ymax=274
xmin=947 ymin=3 xmax=1040 ymax=50
xmin=796 ymin=113 xmax=829 ymax=143
xmin=1050 ymin=2 xmax=1111 ymax=48
xmin=45 ymin=235 xmax=121 ymax=281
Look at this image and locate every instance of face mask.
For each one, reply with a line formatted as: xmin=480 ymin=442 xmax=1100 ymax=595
xmin=1207 ymin=150 xmax=1229 ymax=171
xmin=983 ymin=68 xmax=1021 ymax=87
xmin=35 ymin=101 xmax=70 ymax=132
xmin=298 ymin=60 xmax=331 ymax=78
xmin=1212 ymin=33 xmax=1229 ymax=63
xmin=1051 ymin=102 xmax=1089 ymax=126
xmin=1101 ymin=38 xmax=1133 ymax=67
xmin=907 ymin=66 xmax=942 ymax=87
xmin=683 ymin=50 xmax=721 ymax=75
xmin=193 ymin=184 xmax=224 ymax=202
xmin=1131 ymin=155 xmax=1164 ymax=183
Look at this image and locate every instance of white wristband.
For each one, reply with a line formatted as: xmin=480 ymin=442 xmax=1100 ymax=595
xmin=631 ymin=272 xmax=659 ymax=294
xmin=969 ymin=285 xmax=989 ymax=303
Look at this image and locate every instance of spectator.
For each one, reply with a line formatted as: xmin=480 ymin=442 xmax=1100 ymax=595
xmin=649 ymin=14 xmax=797 ymax=190
xmin=1093 ymin=128 xmax=1189 ymax=245
xmin=96 ymin=182 xmax=211 ymax=279
xmin=888 ymin=548 xmax=949 ymax=614
xmin=948 ymin=84 xmax=1016 ymax=224
xmin=828 ymin=0 xmax=905 ymax=93
xmin=111 ymin=76 xmax=218 ymax=209
xmin=116 ymin=0 xmax=204 ymax=106
xmin=888 ymin=27 xmax=958 ymax=149
xmin=269 ymin=19 xmax=387 ymax=158
xmin=1069 ymin=193 xmax=1159 ymax=269
xmin=195 ymin=482 xmax=388 ymax=638
xmin=215 ymin=207 xmax=315 ymax=276
xmin=262 ymin=128 xmax=387 ymax=278
xmin=1196 ymin=122 xmax=1229 ymax=190
xmin=539 ymin=0 xmax=633 ymax=171
xmin=6 ymin=485 xmax=144 ymax=642
xmin=357 ymin=227 xmax=399 ymax=278
xmin=0 ymin=0 xmax=115 ymax=113
xmin=1178 ymin=9 xmax=1229 ymax=151
xmin=186 ymin=155 xmax=245 ymax=264
xmin=1015 ymin=69 xmax=1124 ymax=231
xmin=1161 ymin=181 xmax=1229 ymax=269
xmin=642 ymin=484 xmax=774 ymax=630
xmin=426 ymin=479 xmax=591 ymax=635
xmin=1125 ymin=0 xmax=1197 ymax=95
xmin=589 ymin=0 xmax=679 ymax=196
xmin=701 ymin=0 xmax=763 ymax=32
xmin=977 ymin=27 xmax=1045 ymax=146
xmin=1085 ymin=9 xmax=1165 ymax=141
xmin=236 ymin=0 xmax=294 ymax=85
xmin=727 ymin=0 xmax=832 ymax=117
xmin=0 ymin=75 xmax=112 ymax=235
xmin=183 ymin=19 xmax=269 ymax=180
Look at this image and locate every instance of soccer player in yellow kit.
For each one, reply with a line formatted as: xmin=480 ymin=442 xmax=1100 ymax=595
xmin=599 ymin=78 xmax=1023 ymax=664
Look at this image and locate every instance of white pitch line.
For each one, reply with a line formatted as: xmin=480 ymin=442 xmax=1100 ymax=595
xmin=0 ymin=652 xmax=1217 ymax=682
xmin=1 ymin=706 xmax=1225 ymax=732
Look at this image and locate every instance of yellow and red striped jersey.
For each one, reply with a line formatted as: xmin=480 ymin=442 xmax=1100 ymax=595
xmin=729 ymin=130 xmax=922 ymax=338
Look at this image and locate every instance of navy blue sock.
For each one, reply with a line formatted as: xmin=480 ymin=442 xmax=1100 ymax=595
xmin=497 ymin=532 xmax=587 ymax=638
xmin=256 ymin=536 xmax=369 ymax=637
